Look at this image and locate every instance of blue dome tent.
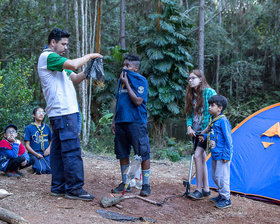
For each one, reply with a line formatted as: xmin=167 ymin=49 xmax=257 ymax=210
xmin=192 ymin=103 xmax=280 ymax=203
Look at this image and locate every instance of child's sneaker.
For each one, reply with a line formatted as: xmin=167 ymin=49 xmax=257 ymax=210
xmin=216 ymin=199 xmax=232 ymax=209
xmin=202 ymin=189 xmax=211 ymax=197
xmin=188 ymin=190 xmax=203 ymax=200
xmin=111 ymin=183 xmax=131 ymax=193
xmin=210 ymin=195 xmax=222 ymax=203
xmin=140 ymin=184 xmax=151 ymax=197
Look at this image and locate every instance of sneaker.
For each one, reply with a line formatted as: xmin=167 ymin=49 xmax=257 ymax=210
xmin=210 ymin=195 xmax=222 ymax=203
xmin=140 ymin=184 xmax=151 ymax=197
xmin=5 ymin=171 xmax=20 ymax=178
xmin=202 ymin=189 xmax=211 ymax=197
xmin=51 ymin=191 xmax=66 ymax=197
xmin=188 ymin=190 xmax=203 ymax=200
xmin=216 ymin=199 xmax=232 ymax=209
xmin=111 ymin=183 xmax=131 ymax=193
xmin=65 ymin=189 xmax=94 ymax=201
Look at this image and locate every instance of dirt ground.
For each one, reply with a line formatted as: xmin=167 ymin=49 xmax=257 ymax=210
xmin=0 ymin=153 xmax=279 ymax=224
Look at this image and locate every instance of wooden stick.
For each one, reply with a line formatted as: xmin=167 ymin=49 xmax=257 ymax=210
xmin=0 ymin=207 xmax=28 ymax=224
xmin=134 ymin=195 xmax=162 ymax=206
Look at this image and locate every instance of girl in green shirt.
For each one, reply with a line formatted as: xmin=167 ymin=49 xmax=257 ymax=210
xmin=185 ymin=69 xmax=216 ymax=200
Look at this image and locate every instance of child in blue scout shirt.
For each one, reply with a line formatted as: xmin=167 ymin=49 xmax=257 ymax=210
xmin=111 ymin=54 xmax=151 ymax=197
xmin=24 ymin=107 xmax=52 ymax=174
xmin=0 ymin=124 xmax=34 ymax=177
xmin=199 ymin=95 xmax=233 ymax=209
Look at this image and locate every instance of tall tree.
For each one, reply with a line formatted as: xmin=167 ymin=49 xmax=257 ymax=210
xmin=216 ymin=0 xmax=222 ymax=93
xmin=120 ymin=0 xmax=126 ymax=49
xmin=198 ymin=0 xmax=205 ymax=71
xmin=137 ymin=0 xmax=193 ymax=145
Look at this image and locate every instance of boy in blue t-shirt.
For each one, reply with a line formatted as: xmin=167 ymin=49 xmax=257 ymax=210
xmin=24 ymin=107 xmax=52 ymax=174
xmin=111 ymin=54 xmax=151 ymax=197
xmin=200 ymin=95 xmax=233 ymax=209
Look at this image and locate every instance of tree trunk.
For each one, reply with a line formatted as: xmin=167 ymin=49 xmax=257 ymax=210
xmin=198 ymin=0 xmax=205 ymax=72
xmin=65 ymin=0 xmax=70 ymax=58
xmin=157 ymin=0 xmax=162 ymax=31
xmin=185 ymin=0 xmax=189 ymax=11
xmin=120 ymin=0 xmax=126 ymax=49
xmin=96 ymin=0 xmax=102 ymax=53
xmin=216 ymin=0 xmax=222 ymax=93
xmin=86 ymin=0 xmax=98 ymax=142
xmin=151 ymin=119 xmax=166 ymax=148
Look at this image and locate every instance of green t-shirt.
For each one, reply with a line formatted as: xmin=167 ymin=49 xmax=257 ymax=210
xmin=47 ymin=53 xmax=72 ymax=76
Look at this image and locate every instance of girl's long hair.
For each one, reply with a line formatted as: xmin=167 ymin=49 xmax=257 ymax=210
xmin=185 ymin=70 xmax=210 ymax=115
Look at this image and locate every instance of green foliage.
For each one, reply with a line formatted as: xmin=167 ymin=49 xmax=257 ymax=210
xmin=0 ymin=58 xmax=35 ymax=133
xmin=152 ymin=136 xmax=193 ymax=162
xmin=219 ymin=58 xmax=264 ymax=102
xmin=86 ymin=109 xmax=115 ymax=155
xmin=137 ymin=0 xmax=194 ymax=126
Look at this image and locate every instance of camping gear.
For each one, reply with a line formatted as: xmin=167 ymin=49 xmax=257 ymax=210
xmin=96 ymin=209 xmax=156 ymax=223
xmin=100 ymin=194 xmax=161 ymax=208
xmin=183 ymin=132 xmax=201 ymax=197
xmin=122 ymin=155 xmax=142 ymax=195
xmin=192 ymin=103 xmax=280 ymax=203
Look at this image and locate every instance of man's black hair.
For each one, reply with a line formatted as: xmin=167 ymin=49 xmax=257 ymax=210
xmin=48 ymin=28 xmax=70 ymax=44
xmin=208 ymin=95 xmax=228 ymax=112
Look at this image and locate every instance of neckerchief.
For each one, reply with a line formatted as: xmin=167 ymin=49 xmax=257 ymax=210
xmin=32 ymin=122 xmax=46 ymax=152
xmin=206 ymin=114 xmax=225 ymax=151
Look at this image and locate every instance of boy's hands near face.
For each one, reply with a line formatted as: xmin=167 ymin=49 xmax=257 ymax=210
xmin=120 ymin=71 xmax=128 ymax=85
xmin=7 ymin=135 xmax=16 ymax=143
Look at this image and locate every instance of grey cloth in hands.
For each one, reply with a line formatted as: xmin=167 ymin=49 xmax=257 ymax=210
xmin=84 ymin=58 xmax=105 ymax=81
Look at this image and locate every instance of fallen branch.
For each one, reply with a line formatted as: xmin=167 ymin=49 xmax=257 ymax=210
xmin=0 ymin=207 xmax=28 ymax=224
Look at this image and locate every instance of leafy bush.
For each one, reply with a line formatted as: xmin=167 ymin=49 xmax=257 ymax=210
xmin=86 ymin=109 xmax=115 ymax=155
xmin=0 ymin=58 xmax=35 ymax=134
xmin=151 ymin=136 xmax=193 ymax=162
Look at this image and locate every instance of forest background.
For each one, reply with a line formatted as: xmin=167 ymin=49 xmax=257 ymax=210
xmin=0 ymin=0 xmax=279 ymax=162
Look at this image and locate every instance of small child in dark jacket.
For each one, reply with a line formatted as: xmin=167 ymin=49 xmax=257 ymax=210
xmin=0 ymin=124 xmax=35 ymax=177
xmin=200 ymin=95 xmax=233 ymax=209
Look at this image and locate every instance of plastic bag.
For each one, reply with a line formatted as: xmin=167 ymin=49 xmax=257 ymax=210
xmin=84 ymin=58 xmax=105 ymax=84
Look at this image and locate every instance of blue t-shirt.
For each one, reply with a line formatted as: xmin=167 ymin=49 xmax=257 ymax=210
xmin=24 ymin=123 xmax=52 ymax=153
xmin=115 ymin=69 xmax=148 ymax=124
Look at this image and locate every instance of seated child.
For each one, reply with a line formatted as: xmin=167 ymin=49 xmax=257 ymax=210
xmin=24 ymin=107 xmax=52 ymax=174
xmin=0 ymin=124 xmax=35 ymax=177
xmin=200 ymin=95 xmax=233 ymax=209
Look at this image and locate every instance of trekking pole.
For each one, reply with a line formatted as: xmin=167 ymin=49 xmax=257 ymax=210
xmin=183 ymin=132 xmax=201 ymax=198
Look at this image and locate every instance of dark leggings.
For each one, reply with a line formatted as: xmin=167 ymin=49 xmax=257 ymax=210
xmin=6 ymin=156 xmax=35 ymax=172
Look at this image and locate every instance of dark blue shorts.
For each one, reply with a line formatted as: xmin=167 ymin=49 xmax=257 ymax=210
xmin=114 ymin=123 xmax=150 ymax=161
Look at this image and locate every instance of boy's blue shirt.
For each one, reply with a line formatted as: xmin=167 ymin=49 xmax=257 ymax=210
xmin=115 ymin=69 xmax=148 ymax=124
xmin=204 ymin=114 xmax=233 ymax=160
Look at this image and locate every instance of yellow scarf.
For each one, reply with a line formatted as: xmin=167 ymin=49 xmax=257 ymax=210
xmin=32 ymin=122 xmax=46 ymax=152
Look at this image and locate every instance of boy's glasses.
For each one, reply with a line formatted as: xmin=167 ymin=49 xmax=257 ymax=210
xmin=37 ymin=111 xmax=46 ymax=115
xmin=6 ymin=130 xmax=17 ymax=135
